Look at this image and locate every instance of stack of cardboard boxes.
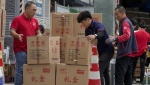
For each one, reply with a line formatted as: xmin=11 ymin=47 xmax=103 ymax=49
xmin=0 ymin=0 xmax=6 ymax=58
xmin=0 ymin=0 xmax=6 ymax=75
xmin=23 ymin=36 xmax=60 ymax=85
xmin=23 ymin=12 xmax=102 ymax=85
xmin=51 ymin=13 xmax=102 ymax=63
xmin=56 ymin=37 xmax=92 ymax=85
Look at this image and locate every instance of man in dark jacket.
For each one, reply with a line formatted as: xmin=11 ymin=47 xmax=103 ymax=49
xmin=105 ymin=6 xmax=138 ymax=85
xmin=77 ymin=11 xmax=114 ymax=85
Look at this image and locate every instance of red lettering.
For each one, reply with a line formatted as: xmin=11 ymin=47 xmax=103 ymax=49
xmin=93 ymin=18 xmax=98 ymax=21
xmin=31 ymin=76 xmax=38 ymax=82
xmin=56 ymin=29 xmax=59 ymax=34
xmin=56 ymin=40 xmax=59 ymax=45
xmin=26 ymin=68 xmax=32 ymax=72
xmin=77 ymin=69 xmax=84 ymax=74
xmin=43 ymin=68 xmax=50 ymax=73
xmin=41 ymin=41 xmax=45 ymax=47
xmin=60 ymin=68 xmax=66 ymax=72
xmin=31 ymin=41 xmax=35 ymax=47
xmin=70 ymin=41 xmax=75 ymax=47
xmin=81 ymin=41 xmax=86 ymax=47
xmin=50 ymin=40 xmax=53 ymax=45
xmin=52 ymin=47 xmax=57 ymax=53
xmin=72 ymin=76 xmax=79 ymax=83
xmin=64 ymin=76 xmax=71 ymax=82
xmin=36 ymin=41 xmax=40 ymax=47
xmin=61 ymin=28 xmax=64 ymax=35
xmin=64 ymin=42 xmax=66 ymax=48
xmin=65 ymin=28 xmax=69 ymax=34
xmin=39 ymin=75 xmax=45 ymax=82
xmin=76 ymin=41 xmax=80 ymax=47
xmin=46 ymin=32 xmax=50 ymax=36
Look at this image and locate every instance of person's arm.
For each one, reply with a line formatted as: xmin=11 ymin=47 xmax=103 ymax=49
xmin=35 ymin=20 xmax=42 ymax=36
xmin=117 ymin=22 xmax=131 ymax=42
xmin=36 ymin=30 xmax=42 ymax=36
xmin=10 ymin=17 xmax=23 ymax=42
xmin=95 ymin=30 xmax=104 ymax=39
xmin=87 ymin=24 xmax=105 ymax=40
xmin=105 ymin=22 xmax=131 ymax=44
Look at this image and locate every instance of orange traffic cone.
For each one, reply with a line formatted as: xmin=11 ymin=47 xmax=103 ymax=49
xmin=88 ymin=46 xmax=101 ymax=85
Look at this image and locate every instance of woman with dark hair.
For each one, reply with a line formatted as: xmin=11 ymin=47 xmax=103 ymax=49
xmin=39 ymin=25 xmax=45 ymax=34
xmin=131 ymin=20 xmax=150 ymax=84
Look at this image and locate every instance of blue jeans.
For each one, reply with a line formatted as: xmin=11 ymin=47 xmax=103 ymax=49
xmin=14 ymin=52 xmax=27 ymax=85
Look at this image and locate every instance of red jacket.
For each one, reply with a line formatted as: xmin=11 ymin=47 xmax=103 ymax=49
xmin=134 ymin=29 xmax=150 ymax=56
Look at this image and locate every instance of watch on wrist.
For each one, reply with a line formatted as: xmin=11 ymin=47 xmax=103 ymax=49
xmin=94 ymin=34 xmax=97 ymax=39
xmin=114 ymin=37 xmax=117 ymax=41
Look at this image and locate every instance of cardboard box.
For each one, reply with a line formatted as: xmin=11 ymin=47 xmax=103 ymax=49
xmin=60 ymin=37 xmax=66 ymax=63
xmin=134 ymin=71 xmax=140 ymax=77
xmin=0 ymin=10 xmax=2 ymax=37
xmin=23 ymin=64 xmax=55 ymax=85
xmin=4 ymin=64 xmax=15 ymax=77
xmin=73 ymin=13 xmax=102 ymax=37
xmin=27 ymin=36 xmax=60 ymax=64
xmin=42 ymin=29 xmax=51 ymax=36
xmin=0 ymin=0 xmax=5 ymax=10
xmin=65 ymin=37 xmax=92 ymax=65
xmin=1 ymin=10 xmax=6 ymax=37
xmin=56 ymin=64 xmax=90 ymax=85
xmin=51 ymin=13 xmax=73 ymax=37
xmin=135 ymin=67 xmax=140 ymax=71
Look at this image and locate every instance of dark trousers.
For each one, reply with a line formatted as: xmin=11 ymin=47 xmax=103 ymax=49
xmin=99 ymin=52 xmax=114 ymax=85
xmin=132 ymin=52 xmax=146 ymax=83
xmin=145 ymin=57 xmax=150 ymax=67
xmin=115 ymin=56 xmax=133 ymax=85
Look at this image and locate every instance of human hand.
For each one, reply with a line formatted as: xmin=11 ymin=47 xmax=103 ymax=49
xmin=87 ymin=35 xmax=96 ymax=41
xmin=105 ymin=38 xmax=115 ymax=44
xmin=17 ymin=34 xmax=23 ymax=42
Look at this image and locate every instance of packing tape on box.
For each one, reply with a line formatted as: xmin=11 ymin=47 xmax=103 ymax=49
xmin=74 ymin=37 xmax=80 ymax=64
xmin=36 ymin=36 xmax=40 ymax=64
xmin=61 ymin=13 xmax=64 ymax=37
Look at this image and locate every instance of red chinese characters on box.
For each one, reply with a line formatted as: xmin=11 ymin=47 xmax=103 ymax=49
xmin=56 ymin=64 xmax=90 ymax=85
xmin=52 ymin=47 xmax=57 ymax=54
xmin=23 ymin=64 xmax=55 ymax=85
xmin=59 ymin=68 xmax=67 ymax=74
xmin=76 ymin=69 xmax=85 ymax=74
xmin=30 ymin=41 xmax=46 ymax=47
xmin=50 ymin=40 xmax=54 ymax=45
xmin=70 ymin=40 xmax=86 ymax=47
xmin=26 ymin=68 xmax=34 ymax=74
xmin=31 ymin=75 xmax=46 ymax=82
xmin=93 ymin=17 xmax=99 ymax=22
xmin=64 ymin=76 xmax=79 ymax=83
xmin=43 ymin=68 xmax=50 ymax=73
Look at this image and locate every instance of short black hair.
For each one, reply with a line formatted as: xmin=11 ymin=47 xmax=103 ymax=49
xmin=39 ymin=25 xmax=45 ymax=34
xmin=25 ymin=1 xmax=36 ymax=10
xmin=77 ymin=11 xmax=92 ymax=23
xmin=115 ymin=5 xmax=126 ymax=14
xmin=139 ymin=20 xmax=146 ymax=28
xmin=130 ymin=18 xmax=137 ymax=26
